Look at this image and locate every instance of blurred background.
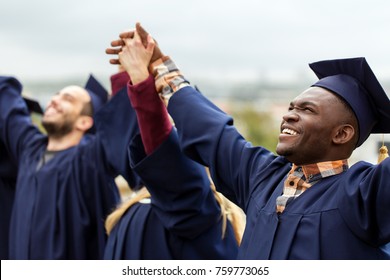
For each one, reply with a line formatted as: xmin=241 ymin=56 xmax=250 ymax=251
xmin=1 ymin=0 xmax=389 ymax=164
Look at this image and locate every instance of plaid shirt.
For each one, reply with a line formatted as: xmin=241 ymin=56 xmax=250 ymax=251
xmin=276 ymin=160 xmax=349 ymax=213
xmin=150 ymin=56 xmax=190 ymax=103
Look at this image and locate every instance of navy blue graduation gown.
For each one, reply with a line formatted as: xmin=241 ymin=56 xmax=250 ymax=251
xmin=0 ymin=76 xmax=140 ymax=259
xmin=0 ymin=141 xmax=17 ymax=259
xmin=104 ymin=131 xmax=238 ymax=259
xmin=168 ymin=86 xmax=390 ymax=259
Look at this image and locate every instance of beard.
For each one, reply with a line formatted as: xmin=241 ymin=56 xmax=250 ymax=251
xmin=41 ymin=118 xmax=74 ymax=138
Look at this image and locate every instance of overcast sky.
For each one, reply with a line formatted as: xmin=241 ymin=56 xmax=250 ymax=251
xmin=2 ymin=0 xmax=390 ymax=85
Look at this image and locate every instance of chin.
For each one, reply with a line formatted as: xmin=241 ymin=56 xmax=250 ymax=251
xmin=277 ymin=147 xmax=295 ymax=162
xmin=275 ymin=143 xmax=287 ymax=156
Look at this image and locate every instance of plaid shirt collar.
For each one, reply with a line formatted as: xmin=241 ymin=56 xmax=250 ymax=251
xmin=291 ymin=159 xmax=349 ymax=184
xmin=276 ymin=159 xmax=349 ymax=214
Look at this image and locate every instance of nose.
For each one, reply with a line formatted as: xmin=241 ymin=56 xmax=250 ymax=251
xmin=282 ymin=111 xmax=299 ymax=122
xmin=49 ymin=94 xmax=61 ymax=105
xmin=45 ymin=95 xmax=59 ymax=112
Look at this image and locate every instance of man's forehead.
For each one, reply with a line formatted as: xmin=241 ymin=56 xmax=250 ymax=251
xmin=289 ymin=87 xmax=346 ymax=110
xmin=58 ymin=86 xmax=91 ymax=102
xmin=293 ymin=86 xmax=334 ymax=102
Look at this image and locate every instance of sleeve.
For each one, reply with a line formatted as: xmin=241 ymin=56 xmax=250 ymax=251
xmin=89 ymin=86 xmax=142 ymax=188
xmin=0 ymin=76 xmax=43 ymax=163
xmin=129 ymin=130 xmax=222 ymax=239
xmin=127 ymin=74 xmax=172 ymax=155
xmin=110 ymin=71 xmax=131 ymax=97
xmin=88 ymin=71 xmax=169 ymax=188
xmin=167 ymin=86 xmax=279 ymax=210
xmin=338 ymin=159 xmax=390 ymax=245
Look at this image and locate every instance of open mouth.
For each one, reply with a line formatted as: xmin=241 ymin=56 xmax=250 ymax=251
xmin=44 ymin=107 xmax=57 ymax=115
xmin=281 ymin=128 xmax=299 ymax=135
xmin=44 ymin=106 xmax=62 ymax=117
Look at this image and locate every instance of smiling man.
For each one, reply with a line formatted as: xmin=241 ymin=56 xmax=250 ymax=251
xmin=0 ymin=75 xmax=140 ymax=259
xmin=165 ymin=57 xmax=390 ymax=259
xmin=276 ymin=87 xmax=358 ymax=166
xmin=109 ymin=24 xmax=390 ymax=259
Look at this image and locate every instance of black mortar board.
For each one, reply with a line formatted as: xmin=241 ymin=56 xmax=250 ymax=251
xmin=309 ymin=57 xmax=390 ymax=147
xmin=84 ymin=74 xmax=108 ymax=114
xmin=23 ymin=96 xmax=44 ymax=115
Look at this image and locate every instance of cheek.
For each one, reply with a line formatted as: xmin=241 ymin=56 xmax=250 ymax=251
xmin=306 ymin=126 xmax=333 ymax=147
xmin=63 ymin=104 xmax=79 ymax=115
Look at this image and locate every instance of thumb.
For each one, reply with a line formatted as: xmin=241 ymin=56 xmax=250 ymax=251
xmin=133 ymin=28 xmax=141 ymax=41
xmin=136 ymin=22 xmax=149 ymax=48
xmin=146 ymin=34 xmax=155 ymax=53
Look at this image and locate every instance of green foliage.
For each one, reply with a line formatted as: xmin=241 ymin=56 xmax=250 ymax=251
xmin=228 ymin=103 xmax=278 ymax=153
xmin=30 ymin=113 xmax=46 ymax=134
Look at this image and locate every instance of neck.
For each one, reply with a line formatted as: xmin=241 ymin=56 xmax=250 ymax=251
xmin=47 ymin=131 xmax=83 ymax=151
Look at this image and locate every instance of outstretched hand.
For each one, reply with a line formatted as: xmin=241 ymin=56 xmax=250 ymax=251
xmin=106 ymin=32 xmax=132 ymax=65
xmin=135 ymin=23 xmax=164 ymax=64
xmin=118 ymin=28 xmax=155 ymax=84
xmin=106 ymin=22 xmax=164 ymax=67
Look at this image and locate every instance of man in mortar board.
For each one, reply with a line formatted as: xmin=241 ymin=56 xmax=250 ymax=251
xmin=0 ymin=96 xmax=43 ymax=260
xmin=111 ymin=24 xmax=390 ymax=259
xmin=0 ymin=74 xmax=140 ymax=259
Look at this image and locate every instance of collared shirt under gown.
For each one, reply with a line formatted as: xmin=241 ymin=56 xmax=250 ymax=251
xmin=0 ymin=76 xmax=140 ymax=259
xmin=167 ymin=85 xmax=390 ymax=259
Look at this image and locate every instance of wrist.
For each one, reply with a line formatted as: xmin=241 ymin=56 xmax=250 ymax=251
xmin=150 ymin=56 xmax=190 ymax=103
xmin=127 ymin=68 xmax=150 ymax=85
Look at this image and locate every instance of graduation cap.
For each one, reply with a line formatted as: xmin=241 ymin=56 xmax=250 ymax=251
xmin=23 ymin=96 xmax=44 ymax=115
xmin=309 ymin=57 xmax=390 ymax=148
xmin=84 ymin=74 xmax=108 ymax=114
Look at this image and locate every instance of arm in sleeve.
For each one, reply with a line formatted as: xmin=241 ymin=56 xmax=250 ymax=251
xmin=338 ymin=158 xmax=390 ymax=245
xmin=126 ymin=71 xmax=224 ymax=239
xmin=127 ymin=74 xmax=172 ymax=155
xmin=167 ymin=85 xmax=279 ymax=209
xmin=0 ymin=76 xmax=43 ymax=163
xmin=110 ymin=71 xmax=130 ymax=97
xmin=91 ymin=86 xmax=142 ymax=188
xmin=149 ymin=58 xmax=280 ymax=209
xmin=90 ymin=71 xmax=170 ymax=187
xmin=129 ymin=129 xmax=223 ymax=239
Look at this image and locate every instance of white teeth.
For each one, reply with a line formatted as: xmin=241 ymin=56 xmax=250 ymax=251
xmin=44 ymin=107 xmax=59 ymax=117
xmin=282 ymin=128 xmax=298 ymax=135
xmin=45 ymin=107 xmax=56 ymax=114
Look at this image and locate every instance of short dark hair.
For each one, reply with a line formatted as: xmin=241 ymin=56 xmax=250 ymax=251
xmin=80 ymin=101 xmax=93 ymax=117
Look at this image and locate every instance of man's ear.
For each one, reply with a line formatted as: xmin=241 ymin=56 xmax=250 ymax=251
xmin=75 ymin=115 xmax=94 ymax=133
xmin=332 ymin=124 xmax=356 ymax=145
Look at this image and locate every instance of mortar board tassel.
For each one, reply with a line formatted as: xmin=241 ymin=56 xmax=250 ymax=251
xmin=378 ymin=135 xmax=389 ymax=164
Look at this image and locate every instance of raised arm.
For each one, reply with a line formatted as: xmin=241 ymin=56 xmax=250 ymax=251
xmin=109 ymin=27 xmax=238 ymax=247
xmin=108 ymin=23 xmax=285 ymax=210
xmin=116 ymin=27 xmax=172 ymax=154
xmin=0 ymin=76 xmax=44 ymax=163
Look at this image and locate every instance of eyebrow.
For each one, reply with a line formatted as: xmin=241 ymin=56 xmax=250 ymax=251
xmin=60 ymin=92 xmax=77 ymax=101
xmin=290 ymin=100 xmax=318 ymax=107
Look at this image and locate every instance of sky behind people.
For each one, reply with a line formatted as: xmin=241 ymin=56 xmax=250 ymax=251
xmin=2 ymin=0 xmax=390 ymax=85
